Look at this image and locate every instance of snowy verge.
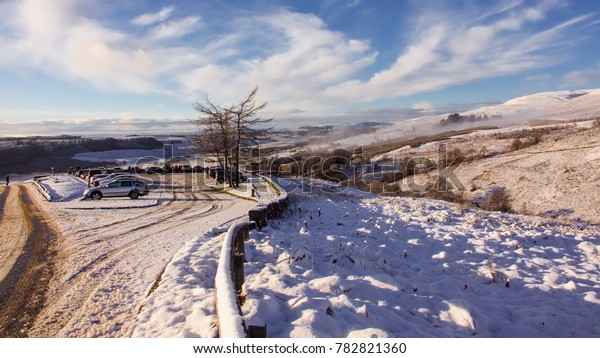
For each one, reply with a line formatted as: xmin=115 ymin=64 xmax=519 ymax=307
xmin=34 ymin=174 xmax=87 ymax=201
xmin=128 ymin=226 xmax=230 ymax=338
xmin=258 ymin=174 xmax=287 ymax=204
xmin=207 ymin=175 xmax=280 ymax=204
xmin=32 ymin=178 xmax=53 ymax=201
xmin=213 ymin=175 xmax=289 ymax=337
xmin=215 ymin=222 xmax=254 ymax=338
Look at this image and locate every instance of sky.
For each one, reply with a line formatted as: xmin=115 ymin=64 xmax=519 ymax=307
xmin=1 ymin=0 xmax=600 ymax=136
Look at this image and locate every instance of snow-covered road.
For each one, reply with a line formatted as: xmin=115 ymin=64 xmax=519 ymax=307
xmin=26 ymin=174 xmax=256 ymax=337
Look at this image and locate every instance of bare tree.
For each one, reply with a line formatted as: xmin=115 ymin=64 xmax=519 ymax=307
xmin=226 ymin=86 xmax=273 ymax=186
xmin=192 ymin=97 xmax=235 ymax=186
xmin=192 ymin=87 xmax=272 ymax=187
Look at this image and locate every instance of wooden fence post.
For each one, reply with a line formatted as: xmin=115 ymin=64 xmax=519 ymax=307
xmin=233 ymin=253 xmax=245 ymax=306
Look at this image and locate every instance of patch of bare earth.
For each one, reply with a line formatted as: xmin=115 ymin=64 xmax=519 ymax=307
xmin=0 ymin=184 xmax=62 ymax=337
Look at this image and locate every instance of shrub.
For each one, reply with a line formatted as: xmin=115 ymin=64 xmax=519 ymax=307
xmin=440 ymin=148 xmax=465 ymax=167
xmin=479 ymin=187 xmax=512 ymax=213
xmin=509 ymin=135 xmax=541 ymax=152
xmin=510 ymin=138 xmax=522 ymax=151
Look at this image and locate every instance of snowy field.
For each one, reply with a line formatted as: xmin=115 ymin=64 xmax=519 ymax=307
xmin=72 ymin=147 xmax=199 ymax=166
xmin=238 ymin=180 xmax=600 ymax=338
xmin=73 ymin=149 xmax=167 ymax=164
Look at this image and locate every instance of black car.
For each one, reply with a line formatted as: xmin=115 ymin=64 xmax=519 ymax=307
xmin=145 ymin=166 xmax=164 ymax=174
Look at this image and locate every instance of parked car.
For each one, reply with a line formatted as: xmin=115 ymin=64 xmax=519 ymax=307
xmin=80 ymin=168 xmax=113 ymax=181
xmin=96 ymin=174 xmax=145 ymax=187
xmin=83 ymin=179 xmax=149 ymax=200
xmin=89 ymin=173 xmax=114 ymax=184
xmin=181 ymin=165 xmax=192 ymax=173
xmin=145 ymin=166 xmax=164 ymax=174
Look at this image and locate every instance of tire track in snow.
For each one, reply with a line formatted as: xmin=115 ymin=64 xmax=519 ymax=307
xmin=29 ymin=189 xmax=222 ymax=337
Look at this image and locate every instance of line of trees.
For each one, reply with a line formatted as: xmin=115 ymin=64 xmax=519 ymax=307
xmin=440 ymin=113 xmax=502 ymax=126
xmin=191 ymin=86 xmax=272 ymax=187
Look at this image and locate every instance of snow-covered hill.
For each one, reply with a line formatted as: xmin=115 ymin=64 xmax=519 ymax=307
xmin=334 ymin=88 xmax=600 ymax=147
xmin=463 ymin=88 xmax=600 ymax=122
xmin=241 ymin=180 xmax=600 ymax=338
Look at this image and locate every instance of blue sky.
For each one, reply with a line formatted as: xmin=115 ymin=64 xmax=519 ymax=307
xmin=1 ymin=0 xmax=600 ymax=136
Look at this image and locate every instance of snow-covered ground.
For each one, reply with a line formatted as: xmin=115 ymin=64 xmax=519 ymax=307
xmin=73 ymin=149 xmax=168 ymax=164
xmin=238 ymin=180 xmax=600 ymax=338
xmin=205 ymin=175 xmax=280 ymax=204
xmin=128 ymin=175 xmax=282 ymax=337
xmin=27 ymin=173 xmax=257 ymax=337
xmin=36 ymin=175 xmax=85 ymax=201
xmin=380 ymin=121 xmax=600 ymax=224
xmin=127 ymin=227 xmax=230 ymax=338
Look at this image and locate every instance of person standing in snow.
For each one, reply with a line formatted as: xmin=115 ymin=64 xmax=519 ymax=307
xmin=5 ymin=175 xmax=9 ymax=186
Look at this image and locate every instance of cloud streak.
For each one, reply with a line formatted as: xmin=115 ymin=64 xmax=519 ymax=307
xmin=1 ymin=117 xmax=196 ymax=137
xmin=562 ymin=63 xmax=600 ymax=86
xmin=132 ymin=6 xmax=175 ymax=26
xmin=149 ymin=16 xmax=202 ymax=40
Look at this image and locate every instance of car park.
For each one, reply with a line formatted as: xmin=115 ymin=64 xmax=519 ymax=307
xmin=83 ymin=179 xmax=149 ymax=200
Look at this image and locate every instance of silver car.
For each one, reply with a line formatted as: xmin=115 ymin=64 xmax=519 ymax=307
xmin=95 ymin=173 xmax=144 ymax=186
xmin=83 ymin=179 xmax=150 ymax=200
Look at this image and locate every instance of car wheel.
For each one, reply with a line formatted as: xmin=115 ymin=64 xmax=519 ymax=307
xmin=129 ymin=191 xmax=140 ymax=200
xmin=90 ymin=191 xmax=103 ymax=200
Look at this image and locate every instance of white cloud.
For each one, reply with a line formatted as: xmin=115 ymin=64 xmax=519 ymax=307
xmin=149 ymin=16 xmax=202 ymax=40
xmin=179 ymin=10 xmax=376 ymax=112
xmin=0 ymin=0 xmax=204 ymax=94
xmin=1 ymin=117 xmax=196 ymax=137
xmin=412 ymin=102 xmax=435 ymax=113
xmin=562 ymin=64 xmax=600 ymax=86
xmin=132 ymin=6 xmax=175 ymax=26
